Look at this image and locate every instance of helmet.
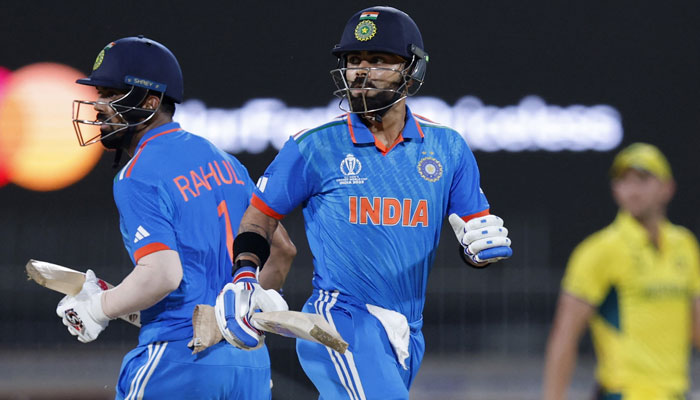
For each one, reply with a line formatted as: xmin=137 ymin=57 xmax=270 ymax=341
xmin=330 ymin=6 xmax=428 ymax=115
xmin=77 ymin=36 xmax=183 ymax=103
xmin=332 ymin=6 xmax=425 ymax=62
xmin=72 ymin=36 xmax=183 ymax=148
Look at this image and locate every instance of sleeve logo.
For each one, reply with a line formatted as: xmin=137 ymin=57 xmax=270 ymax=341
xmin=133 ymin=225 xmax=150 ymax=243
xmin=257 ymin=176 xmax=269 ymax=193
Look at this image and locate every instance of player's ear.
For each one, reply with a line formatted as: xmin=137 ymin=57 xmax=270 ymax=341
xmin=143 ymin=94 xmax=161 ymax=110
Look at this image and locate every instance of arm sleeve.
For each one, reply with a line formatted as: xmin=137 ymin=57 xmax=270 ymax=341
xmin=252 ymin=137 xmax=318 ymax=219
xmin=447 ymin=135 xmax=490 ymax=218
xmin=114 ymin=177 xmax=177 ymax=264
xmin=561 ymin=237 xmax=612 ymax=306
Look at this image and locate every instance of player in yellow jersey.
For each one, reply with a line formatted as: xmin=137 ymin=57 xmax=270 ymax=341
xmin=542 ymin=143 xmax=700 ymax=400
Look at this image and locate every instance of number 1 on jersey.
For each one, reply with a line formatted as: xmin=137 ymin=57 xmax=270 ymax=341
xmin=217 ymin=200 xmax=234 ymax=264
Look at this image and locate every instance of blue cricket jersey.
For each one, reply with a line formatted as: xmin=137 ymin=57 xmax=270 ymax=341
xmin=113 ymin=122 xmax=254 ymax=346
xmin=252 ymin=107 xmax=489 ymax=322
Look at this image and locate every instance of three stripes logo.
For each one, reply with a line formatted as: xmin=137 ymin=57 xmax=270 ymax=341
xmin=256 ymin=176 xmax=269 ymax=193
xmin=133 ymin=225 xmax=150 ymax=243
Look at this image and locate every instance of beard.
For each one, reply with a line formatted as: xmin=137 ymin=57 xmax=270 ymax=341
xmin=348 ymin=79 xmax=402 ymax=113
xmin=97 ymin=112 xmax=127 ymax=150
xmin=100 ymin=130 xmax=124 ymax=150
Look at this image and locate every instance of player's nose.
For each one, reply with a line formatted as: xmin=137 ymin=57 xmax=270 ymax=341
xmin=92 ymin=100 xmax=108 ymax=113
xmin=356 ymin=59 xmax=373 ymax=70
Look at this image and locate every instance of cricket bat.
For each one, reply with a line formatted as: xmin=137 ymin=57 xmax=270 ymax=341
xmin=26 ymin=259 xmax=348 ymax=353
xmin=26 ymin=259 xmax=141 ymax=326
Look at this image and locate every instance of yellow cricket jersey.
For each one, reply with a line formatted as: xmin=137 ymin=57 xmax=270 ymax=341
xmin=562 ymin=211 xmax=700 ymax=398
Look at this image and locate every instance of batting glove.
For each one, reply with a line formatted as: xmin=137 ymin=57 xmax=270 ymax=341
xmin=215 ymin=266 xmax=288 ymax=350
xmin=55 ymin=269 xmax=111 ymax=343
xmin=449 ymin=213 xmax=513 ymax=266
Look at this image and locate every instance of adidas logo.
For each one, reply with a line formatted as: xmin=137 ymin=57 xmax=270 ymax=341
xmin=256 ymin=176 xmax=268 ymax=193
xmin=133 ymin=226 xmax=150 ymax=243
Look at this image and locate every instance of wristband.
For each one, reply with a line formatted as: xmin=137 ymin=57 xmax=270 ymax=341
xmin=233 ymin=232 xmax=270 ymax=266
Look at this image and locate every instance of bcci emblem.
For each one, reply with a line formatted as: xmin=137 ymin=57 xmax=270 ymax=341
xmin=418 ymin=157 xmax=443 ymax=182
xmin=354 ymin=20 xmax=377 ymax=41
xmin=93 ymin=42 xmax=115 ymax=71
xmin=337 ymin=154 xmax=368 ymax=185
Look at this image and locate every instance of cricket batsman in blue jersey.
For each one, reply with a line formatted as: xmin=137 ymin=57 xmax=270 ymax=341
xmin=214 ymin=6 xmax=513 ymax=399
xmin=57 ymin=36 xmax=294 ymax=399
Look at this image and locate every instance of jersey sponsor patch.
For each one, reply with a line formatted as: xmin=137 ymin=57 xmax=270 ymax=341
xmin=336 ymin=154 xmax=368 ymax=185
xmin=348 ymin=196 xmax=428 ymax=227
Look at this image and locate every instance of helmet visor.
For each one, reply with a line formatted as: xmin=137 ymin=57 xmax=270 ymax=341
xmin=330 ymin=64 xmax=415 ymax=114
xmin=71 ymin=99 xmax=127 ymax=146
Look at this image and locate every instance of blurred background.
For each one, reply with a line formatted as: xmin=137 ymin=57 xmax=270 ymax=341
xmin=1 ymin=1 xmax=699 ymax=399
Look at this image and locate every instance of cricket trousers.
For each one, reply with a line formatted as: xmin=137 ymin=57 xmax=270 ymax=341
xmin=116 ymin=338 xmax=271 ymax=400
xmin=296 ymin=289 xmax=425 ymax=400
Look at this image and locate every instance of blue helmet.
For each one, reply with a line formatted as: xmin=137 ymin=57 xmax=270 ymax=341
xmin=332 ymin=6 xmax=426 ymax=62
xmin=72 ymin=36 xmax=183 ymax=154
xmin=330 ymin=6 xmax=428 ymax=115
xmin=77 ymin=36 xmax=183 ymax=103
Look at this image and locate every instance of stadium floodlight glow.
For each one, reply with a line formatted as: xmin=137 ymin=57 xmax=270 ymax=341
xmin=174 ymin=95 xmax=623 ymax=154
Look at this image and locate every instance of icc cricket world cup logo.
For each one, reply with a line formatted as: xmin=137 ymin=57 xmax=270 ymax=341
xmin=340 ymin=154 xmax=362 ymax=176
xmin=337 ymin=154 xmax=367 ymax=185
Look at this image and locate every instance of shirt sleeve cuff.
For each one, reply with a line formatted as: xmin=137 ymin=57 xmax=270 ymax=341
xmin=133 ymin=242 xmax=171 ymax=263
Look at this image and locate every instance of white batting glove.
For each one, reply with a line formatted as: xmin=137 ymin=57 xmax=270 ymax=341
xmin=449 ymin=213 xmax=513 ymax=266
xmin=55 ymin=269 xmax=111 ymax=343
xmin=215 ymin=266 xmax=288 ymax=350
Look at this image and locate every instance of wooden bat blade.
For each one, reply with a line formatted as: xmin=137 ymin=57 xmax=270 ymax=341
xmin=27 ymin=259 xmax=348 ymax=353
xmin=25 ymin=259 xmax=141 ymax=327
xmin=190 ymin=306 xmax=349 ymax=354
xmin=252 ymin=311 xmax=348 ymax=354
xmin=26 ymin=259 xmax=88 ymax=296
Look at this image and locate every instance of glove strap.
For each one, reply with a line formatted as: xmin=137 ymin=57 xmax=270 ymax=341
xmin=232 ymin=260 xmax=258 ymax=284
